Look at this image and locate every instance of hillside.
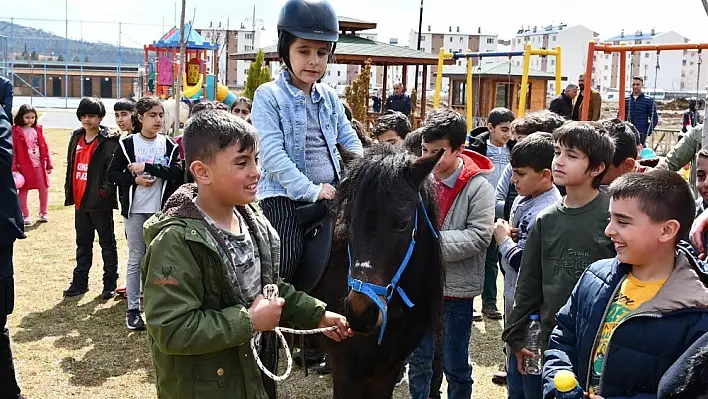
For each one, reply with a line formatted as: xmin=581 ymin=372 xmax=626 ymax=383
xmin=0 ymin=21 xmax=143 ymax=65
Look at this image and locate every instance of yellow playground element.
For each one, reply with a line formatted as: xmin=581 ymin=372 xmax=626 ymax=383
xmin=433 ymin=43 xmax=562 ymax=122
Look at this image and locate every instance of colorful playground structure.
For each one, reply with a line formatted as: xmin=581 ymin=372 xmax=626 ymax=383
xmin=582 ymin=40 xmax=708 ymax=121
xmin=433 ymin=43 xmax=562 ymax=121
xmin=143 ymin=23 xmax=236 ymax=106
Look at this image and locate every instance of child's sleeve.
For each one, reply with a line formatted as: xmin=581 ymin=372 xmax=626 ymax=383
xmin=37 ymin=126 xmax=52 ymax=170
xmin=332 ymin=96 xmax=364 ymax=156
xmin=144 ymin=142 xmax=183 ymax=182
xmin=106 ymin=142 xmax=135 ymax=187
xmin=542 ymin=280 xmax=582 ymax=398
xmin=0 ymin=116 xmax=12 ymax=171
xmin=252 ymin=86 xmax=322 ymax=202
xmin=499 ymin=237 xmax=523 ymax=272
xmin=142 ymin=226 xmax=255 ymax=355
xmin=502 ymin=220 xmax=544 ymax=352
xmin=495 ymin=164 xmax=512 ymax=218
xmin=439 ymin=179 xmax=494 ymax=262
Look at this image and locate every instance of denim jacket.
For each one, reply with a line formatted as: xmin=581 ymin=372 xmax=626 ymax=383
xmin=252 ymin=70 xmax=364 ymax=203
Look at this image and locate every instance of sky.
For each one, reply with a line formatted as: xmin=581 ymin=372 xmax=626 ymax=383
xmin=3 ymin=0 xmax=708 ymax=49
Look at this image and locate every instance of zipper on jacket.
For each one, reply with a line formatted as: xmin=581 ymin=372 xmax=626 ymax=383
xmin=595 ymin=311 xmax=661 ymax=395
xmin=585 ymin=274 xmax=625 ymax=389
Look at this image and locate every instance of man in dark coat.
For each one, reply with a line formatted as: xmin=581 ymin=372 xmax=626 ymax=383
xmin=385 ymin=83 xmax=412 ymax=116
xmin=548 ymin=83 xmax=578 ymax=119
xmin=0 ymin=76 xmax=12 ymax=121
xmin=0 ymin=107 xmax=24 ymax=398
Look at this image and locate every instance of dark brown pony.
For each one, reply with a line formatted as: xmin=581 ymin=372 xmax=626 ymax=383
xmin=311 ymin=144 xmax=445 ymax=399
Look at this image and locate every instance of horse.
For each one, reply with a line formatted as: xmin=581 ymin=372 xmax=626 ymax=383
xmin=308 ymin=144 xmax=445 ymax=399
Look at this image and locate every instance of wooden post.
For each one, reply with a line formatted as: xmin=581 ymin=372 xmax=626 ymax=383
xmin=382 ymin=65 xmax=388 ymax=110
xmin=402 ymin=65 xmax=408 ymax=91
xmin=421 ymin=64 xmax=428 ymax=122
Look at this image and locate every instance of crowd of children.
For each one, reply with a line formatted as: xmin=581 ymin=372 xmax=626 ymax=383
xmin=4 ymin=0 xmax=708 ymax=398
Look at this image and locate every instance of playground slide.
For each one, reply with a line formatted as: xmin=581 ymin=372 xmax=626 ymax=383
xmin=182 ymin=74 xmax=236 ymax=106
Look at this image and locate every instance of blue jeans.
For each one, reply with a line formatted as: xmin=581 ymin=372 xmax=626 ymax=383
xmin=409 ymin=299 xmax=474 ymax=399
xmin=507 ymin=350 xmax=543 ymax=399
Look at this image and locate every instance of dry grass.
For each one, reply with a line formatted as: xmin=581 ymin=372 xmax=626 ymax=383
xmin=10 ymin=128 xmax=509 ymax=398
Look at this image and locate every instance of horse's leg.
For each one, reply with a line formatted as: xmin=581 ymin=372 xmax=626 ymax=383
xmin=361 ymin=364 xmax=402 ymax=399
xmin=329 ymin=354 xmax=364 ymax=399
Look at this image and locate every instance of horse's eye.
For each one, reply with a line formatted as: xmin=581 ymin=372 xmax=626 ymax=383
xmin=395 ymin=220 xmax=410 ymax=232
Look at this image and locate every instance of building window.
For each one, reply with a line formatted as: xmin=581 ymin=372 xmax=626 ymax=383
xmin=691 ymin=62 xmax=695 ymax=66
xmin=460 ymin=37 xmax=463 ymax=43
xmin=245 ymin=45 xmax=254 ymax=51
xmin=551 ymin=60 xmax=555 ymax=66
xmin=486 ymin=38 xmax=494 ymax=44
xmin=496 ymin=82 xmax=514 ymax=108
xmin=604 ymin=65 xmax=608 ymax=70
xmin=420 ymin=36 xmax=426 ymax=42
xmin=553 ymin=35 xmax=557 ymax=41
xmin=245 ymin=33 xmax=253 ymax=40
xmin=683 ymin=60 xmax=688 ymax=66
xmin=337 ymin=71 xmax=341 ymax=77
xmin=449 ymin=37 xmax=453 ymax=43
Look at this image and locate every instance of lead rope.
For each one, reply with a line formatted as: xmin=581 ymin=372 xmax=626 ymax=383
xmin=250 ymin=284 xmax=339 ymax=381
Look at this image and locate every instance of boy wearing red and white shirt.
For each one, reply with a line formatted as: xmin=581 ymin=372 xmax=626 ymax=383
xmin=63 ymin=97 xmax=120 ymax=299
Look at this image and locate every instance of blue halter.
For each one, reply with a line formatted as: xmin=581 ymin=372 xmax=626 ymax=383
xmin=347 ymin=193 xmax=438 ymax=344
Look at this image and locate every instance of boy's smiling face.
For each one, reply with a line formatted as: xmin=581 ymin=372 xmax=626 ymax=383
xmin=488 ymin=121 xmax=512 ymax=147
xmin=697 ymin=156 xmax=708 ymax=204
xmin=115 ymin=110 xmax=133 ymax=132
xmin=605 ymin=196 xmax=679 ymax=266
xmin=196 ymin=142 xmax=261 ymax=206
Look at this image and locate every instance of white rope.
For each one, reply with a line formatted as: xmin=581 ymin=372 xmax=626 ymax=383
xmin=250 ymin=284 xmax=339 ymax=381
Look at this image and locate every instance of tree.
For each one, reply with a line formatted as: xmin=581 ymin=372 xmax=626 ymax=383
xmin=84 ymin=56 xmax=90 ymax=63
xmin=30 ymin=50 xmax=39 ymax=61
xmin=21 ymin=43 xmax=29 ymax=60
xmin=72 ymin=56 xmax=80 ymax=62
xmin=242 ymin=50 xmax=272 ymax=101
xmin=344 ymin=59 xmax=372 ymax=123
xmin=57 ymin=54 xmax=65 ymax=62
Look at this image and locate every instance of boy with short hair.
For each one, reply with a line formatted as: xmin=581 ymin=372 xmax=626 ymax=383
xmin=695 ymin=148 xmax=708 ymax=217
xmin=495 ymin=110 xmax=568 ymax=221
xmin=543 ymin=170 xmax=708 ymax=398
xmin=141 ymin=110 xmax=351 ymax=398
xmin=467 ymin=107 xmax=515 ymax=319
xmin=493 ymin=132 xmax=561 ymax=398
xmin=372 ymin=110 xmax=411 ymax=146
xmin=598 ymin=118 xmax=638 ymax=188
xmin=408 ymin=108 xmax=494 ymax=399
xmin=502 ymin=122 xmax=616 ymax=399
xmin=63 ymin=97 xmax=120 ymax=298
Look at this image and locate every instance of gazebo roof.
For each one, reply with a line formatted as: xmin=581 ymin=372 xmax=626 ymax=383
xmin=230 ymin=34 xmax=454 ymax=66
xmin=440 ymin=61 xmax=559 ymax=80
xmin=152 ymin=23 xmax=219 ymax=50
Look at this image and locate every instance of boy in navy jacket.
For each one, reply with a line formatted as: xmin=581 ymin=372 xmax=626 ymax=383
xmin=543 ymin=170 xmax=708 ymax=399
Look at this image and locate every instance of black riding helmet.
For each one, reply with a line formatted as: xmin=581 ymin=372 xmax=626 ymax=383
xmin=277 ymin=0 xmax=339 ymax=70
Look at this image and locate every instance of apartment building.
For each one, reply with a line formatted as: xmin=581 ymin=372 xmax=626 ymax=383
xmin=510 ymin=24 xmax=598 ymax=94
xmin=196 ymin=26 xmax=262 ymax=90
xmin=593 ymin=29 xmax=686 ymax=93
xmin=408 ymin=25 xmax=498 ymax=91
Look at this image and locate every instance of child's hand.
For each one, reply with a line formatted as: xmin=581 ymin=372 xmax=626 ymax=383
xmin=135 ymin=175 xmax=155 ymax=187
xmin=318 ymin=183 xmax=337 ymax=200
xmin=248 ymin=294 xmax=285 ymax=332
xmin=510 ymin=227 xmax=520 ymax=242
xmin=514 ymin=348 xmax=536 ymax=375
xmin=128 ymin=162 xmax=146 ymax=175
xmin=493 ymin=219 xmax=511 ymax=244
xmin=47 ymin=168 xmax=52 ymax=175
xmin=317 ymin=311 xmax=354 ymax=342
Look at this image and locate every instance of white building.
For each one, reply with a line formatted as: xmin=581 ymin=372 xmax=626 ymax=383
xmin=408 ymin=25 xmax=498 ymax=91
xmin=593 ymin=29 xmax=686 ymax=93
xmin=510 ymin=24 xmax=598 ymax=94
xmin=198 ymin=26 xmax=263 ymax=90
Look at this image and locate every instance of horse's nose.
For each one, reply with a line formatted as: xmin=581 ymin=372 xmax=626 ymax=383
xmin=345 ymin=292 xmax=383 ymax=333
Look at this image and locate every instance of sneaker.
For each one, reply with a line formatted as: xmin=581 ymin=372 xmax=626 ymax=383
xmin=115 ymin=286 xmax=127 ymax=297
xmin=293 ymin=348 xmax=325 ymax=367
xmin=472 ymin=310 xmax=483 ymax=322
xmin=63 ymin=282 xmax=88 ymax=297
xmin=482 ymin=304 xmax=503 ymax=320
xmin=23 ymin=217 xmax=32 ymax=227
xmin=126 ymin=309 xmax=146 ymax=331
xmin=101 ymin=287 xmax=116 ymax=300
xmin=314 ymin=357 xmax=332 ymax=375
xmin=492 ymin=370 xmax=507 ymax=385
xmin=38 ymin=214 xmax=48 ymax=223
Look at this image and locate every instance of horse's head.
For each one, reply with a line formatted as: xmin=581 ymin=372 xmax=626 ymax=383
xmin=338 ymin=144 xmax=444 ymax=339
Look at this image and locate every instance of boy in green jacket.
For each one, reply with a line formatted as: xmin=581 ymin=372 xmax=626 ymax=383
xmin=501 ymin=122 xmax=616 ymax=398
xmin=141 ymin=110 xmax=352 ymax=399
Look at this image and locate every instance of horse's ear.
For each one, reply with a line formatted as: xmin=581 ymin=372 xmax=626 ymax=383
xmin=337 ymin=144 xmax=361 ymax=167
xmin=409 ymin=149 xmax=444 ymax=186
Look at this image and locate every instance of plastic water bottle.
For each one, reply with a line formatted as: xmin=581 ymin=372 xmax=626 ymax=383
xmin=524 ymin=314 xmax=543 ymax=375
xmin=554 ymin=370 xmax=584 ymax=399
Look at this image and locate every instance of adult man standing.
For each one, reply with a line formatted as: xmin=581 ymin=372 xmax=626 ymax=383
xmin=0 ymin=76 xmax=12 ymax=121
xmin=0 ymin=107 xmax=24 ymax=398
xmin=682 ymin=97 xmax=701 ymax=133
xmin=549 ymin=83 xmax=578 ymax=119
xmin=385 ymin=83 xmax=412 ymax=116
xmin=625 ymin=76 xmax=658 ymax=146
xmin=575 ymin=74 xmax=602 ymax=121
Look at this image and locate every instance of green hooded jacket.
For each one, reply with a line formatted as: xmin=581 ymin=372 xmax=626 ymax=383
xmin=141 ymin=184 xmax=326 ymax=399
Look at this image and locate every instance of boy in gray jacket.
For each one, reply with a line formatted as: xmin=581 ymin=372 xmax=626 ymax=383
xmin=493 ymin=133 xmax=561 ymax=398
xmin=408 ymin=109 xmax=495 ymax=399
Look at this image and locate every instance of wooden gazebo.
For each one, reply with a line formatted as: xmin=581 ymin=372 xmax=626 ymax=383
xmin=230 ymin=17 xmax=454 ymax=127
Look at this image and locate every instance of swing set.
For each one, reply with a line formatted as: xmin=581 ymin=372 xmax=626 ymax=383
xmin=581 ymin=40 xmax=708 ymax=121
xmin=433 ymin=42 xmax=563 ymax=126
